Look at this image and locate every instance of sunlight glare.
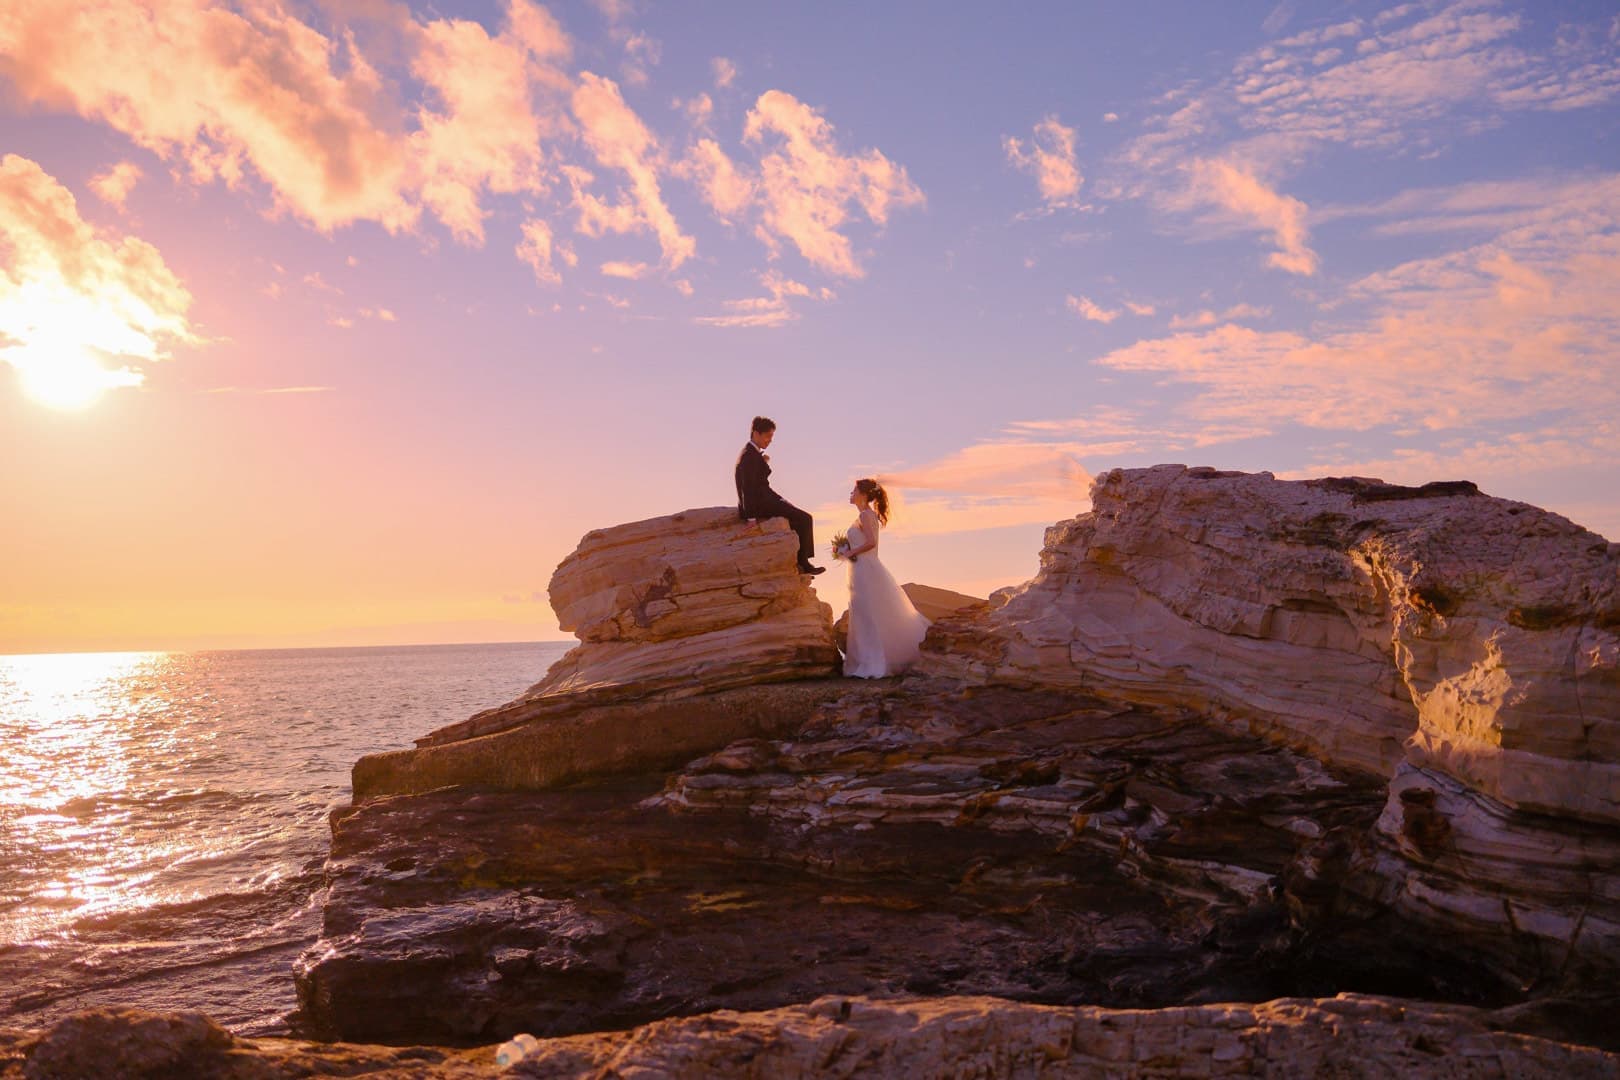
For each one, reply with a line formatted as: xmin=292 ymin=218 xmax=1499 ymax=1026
xmin=13 ymin=342 xmax=138 ymax=410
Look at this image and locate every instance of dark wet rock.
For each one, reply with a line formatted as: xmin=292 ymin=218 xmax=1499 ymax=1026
xmin=296 ymin=685 xmax=1404 ymax=1044
xmin=8 ymin=994 xmax=1618 ymax=1078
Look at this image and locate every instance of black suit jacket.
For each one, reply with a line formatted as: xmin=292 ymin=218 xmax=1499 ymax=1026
xmin=735 ymin=442 xmax=782 ymax=519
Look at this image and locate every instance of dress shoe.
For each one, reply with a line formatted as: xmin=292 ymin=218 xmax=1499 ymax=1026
xmin=799 ymin=563 xmax=826 ymax=576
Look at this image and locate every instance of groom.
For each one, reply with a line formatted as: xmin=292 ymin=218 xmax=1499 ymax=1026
xmin=736 ymin=415 xmax=824 ymax=575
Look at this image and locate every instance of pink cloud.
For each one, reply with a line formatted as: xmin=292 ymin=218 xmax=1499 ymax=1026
xmin=1183 ymin=158 xmax=1318 ymax=275
xmin=0 ymin=155 xmax=196 ymax=405
xmin=600 ymin=260 xmax=650 ymax=279
xmin=88 ymin=160 xmax=143 ymax=210
xmin=569 ymin=72 xmax=695 ymax=268
xmin=694 ymin=269 xmax=833 ymax=328
xmin=1004 ymin=115 xmax=1082 ymax=206
xmin=1091 ymin=198 xmax=1620 ymax=438
xmin=680 ymin=138 xmax=756 ymax=224
xmin=840 ymin=441 xmax=1096 ymax=538
xmin=1168 ymin=302 xmax=1270 ymax=329
xmin=516 ymin=218 xmax=568 ymax=285
xmin=409 ymin=0 xmax=572 ymax=244
xmin=1066 ymin=295 xmax=1118 ymax=323
xmin=0 ymin=0 xmax=582 ymax=243
xmin=741 ymin=90 xmax=925 ymax=278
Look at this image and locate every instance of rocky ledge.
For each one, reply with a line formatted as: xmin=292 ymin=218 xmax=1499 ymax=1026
xmin=6 ymin=995 xmax=1618 ymax=1078
xmin=919 ymin=465 xmax=1620 ymax=992
xmin=283 ymin=468 xmax=1618 ymax=1066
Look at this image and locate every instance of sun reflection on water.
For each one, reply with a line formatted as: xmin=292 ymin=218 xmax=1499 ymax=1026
xmin=0 ymin=651 xmax=173 ymax=934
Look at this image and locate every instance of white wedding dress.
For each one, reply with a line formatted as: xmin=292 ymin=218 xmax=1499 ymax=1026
xmin=843 ymin=510 xmax=930 ymax=678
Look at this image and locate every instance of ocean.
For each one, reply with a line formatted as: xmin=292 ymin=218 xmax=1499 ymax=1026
xmin=0 ymin=641 xmax=571 ymax=1035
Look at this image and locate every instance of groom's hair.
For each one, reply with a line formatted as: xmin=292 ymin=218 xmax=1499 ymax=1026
xmin=751 ymin=416 xmax=776 ymax=434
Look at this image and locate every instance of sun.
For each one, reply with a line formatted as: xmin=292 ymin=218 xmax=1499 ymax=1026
xmin=12 ymin=342 xmax=142 ymax=411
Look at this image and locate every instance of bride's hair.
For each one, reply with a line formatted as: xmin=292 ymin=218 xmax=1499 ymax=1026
xmin=855 ymin=478 xmax=891 ymax=525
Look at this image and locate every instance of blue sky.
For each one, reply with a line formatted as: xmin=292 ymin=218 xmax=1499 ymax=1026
xmin=1 ymin=0 xmax=1617 ymax=650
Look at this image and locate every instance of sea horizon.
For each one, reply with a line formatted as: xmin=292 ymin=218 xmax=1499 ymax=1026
xmin=0 ymin=637 xmax=577 ymax=660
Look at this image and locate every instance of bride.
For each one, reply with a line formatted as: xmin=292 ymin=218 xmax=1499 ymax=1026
xmin=837 ymin=478 xmax=930 ymax=678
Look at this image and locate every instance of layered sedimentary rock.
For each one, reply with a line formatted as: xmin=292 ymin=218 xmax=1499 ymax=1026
xmin=919 ymin=465 xmax=1620 ymax=991
xmin=539 ymin=506 xmax=840 ymax=698
xmin=294 ymin=475 xmax=1620 ymax=1061
xmin=299 ymin=684 xmax=1401 ymax=1043
xmin=7 ymin=996 xmax=1616 ymax=1079
xmin=348 ymin=508 xmax=844 ymax=799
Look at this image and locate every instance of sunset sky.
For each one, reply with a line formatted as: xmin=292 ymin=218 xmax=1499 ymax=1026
xmin=3 ymin=0 xmax=1618 ymax=653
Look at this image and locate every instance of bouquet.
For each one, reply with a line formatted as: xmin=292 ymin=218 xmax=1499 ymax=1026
xmin=830 ymin=531 xmax=854 ymax=562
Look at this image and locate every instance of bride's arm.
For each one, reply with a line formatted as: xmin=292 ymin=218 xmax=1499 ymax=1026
xmin=846 ymin=509 xmax=881 ymax=556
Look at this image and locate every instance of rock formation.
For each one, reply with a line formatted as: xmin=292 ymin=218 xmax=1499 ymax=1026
xmin=918 ymin=465 xmax=1620 ymax=993
xmin=297 ymin=684 xmax=1396 ymax=1043
xmin=286 ymin=469 xmax=1620 ymax=1064
xmin=349 ymin=508 xmax=844 ymax=799
xmin=6 ymin=995 xmax=1617 ymax=1078
xmin=539 ymin=506 xmax=840 ymax=698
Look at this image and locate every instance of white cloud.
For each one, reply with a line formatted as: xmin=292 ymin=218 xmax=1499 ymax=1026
xmin=712 ymin=57 xmax=737 ymax=89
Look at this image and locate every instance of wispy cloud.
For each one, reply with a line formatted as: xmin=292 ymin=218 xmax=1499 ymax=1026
xmin=516 ymin=217 xmax=574 ymax=285
xmin=600 ymin=260 xmax=650 ymax=279
xmin=694 ymin=269 xmax=833 ymax=328
xmin=1066 ymin=295 xmax=1118 ymax=323
xmin=410 ymin=0 xmax=572 ymax=245
xmin=1005 ymin=114 xmax=1083 ymax=208
xmin=859 ymin=441 xmax=1096 ymax=537
xmin=569 ymin=72 xmax=695 ymax=269
xmin=88 ymin=160 xmax=143 ymax=211
xmin=1084 ymin=178 xmax=1620 ymax=461
xmin=0 ymin=154 xmax=195 ymax=405
xmin=679 ymin=138 xmax=756 ymax=223
xmin=1152 ymin=157 xmax=1320 ymax=275
xmin=1109 ymin=2 xmax=1618 ymax=267
xmin=1168 ymin=302 xmax=1270 ymax=329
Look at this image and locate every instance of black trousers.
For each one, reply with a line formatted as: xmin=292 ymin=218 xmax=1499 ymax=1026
xmin=769 ymin=500 xmax=816 ymax=564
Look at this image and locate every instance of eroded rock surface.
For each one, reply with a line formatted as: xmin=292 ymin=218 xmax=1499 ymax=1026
xmin=919 ymin=465 xmax=1620 ymax=787
xmin=537 ymin=506 xmax=839 ymax=699
xmin=350 ymin=508 xmax=844 ymax=800
xmin=297 ymin=685 xmax=1408 ymax=1044
xmin=10 ymin=995 xmax=1617 ymax=1079
xmin=917 ymin=465 xmax=1620 ymax=995
xmin=295 ymin=474 xmax=1620 ymax=1062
